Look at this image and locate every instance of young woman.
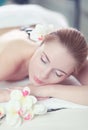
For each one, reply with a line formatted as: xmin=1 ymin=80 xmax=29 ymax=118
xmin=0 ymin=26 xmax=88 ymax=105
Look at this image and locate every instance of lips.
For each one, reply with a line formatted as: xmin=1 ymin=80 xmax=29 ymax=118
xmin=33 ymin=76 xmax=44 ymax=84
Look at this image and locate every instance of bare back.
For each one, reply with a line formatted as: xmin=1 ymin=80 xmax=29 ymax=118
xmin=0 ymin=29 xmax=38 ymax=81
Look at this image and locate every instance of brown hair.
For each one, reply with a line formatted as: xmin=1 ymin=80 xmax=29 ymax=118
xmin=42 ymin=28 xmax=88 ymax=73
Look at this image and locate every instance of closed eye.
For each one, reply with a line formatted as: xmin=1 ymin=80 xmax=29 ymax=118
xmin=41 ymin=57 xmax=47 ymax=64
xmin=41 ymin=53 xmax=49 ymax=64
xmin=55 ymin=71 xmax=63 ymax=77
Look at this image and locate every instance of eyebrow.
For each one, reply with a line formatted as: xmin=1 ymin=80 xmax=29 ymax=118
xmin=43 ymin=52 xmax=68 ymax=75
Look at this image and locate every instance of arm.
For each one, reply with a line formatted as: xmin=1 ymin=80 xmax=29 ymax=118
xmin=28 ymin=83 xmax=88 ymax=106
xmin=49 ymin=84 xmax=88 ymax=106
xmin=28 ymin=71 xmax=88 ymax=105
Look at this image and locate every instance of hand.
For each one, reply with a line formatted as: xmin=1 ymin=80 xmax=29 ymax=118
xmin=0 ymin=84 xmax=51 ymax=102
xmin=0 ymin=86 xmax=23 ymax=103
xmin=0 ymin=88 xmax=11 ymax=102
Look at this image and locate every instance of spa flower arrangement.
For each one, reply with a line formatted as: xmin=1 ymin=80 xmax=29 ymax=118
xmin=30 ymin=24 xmax=54 ymax=42
xmin=0 ymin=87 xmax=47 ymax=127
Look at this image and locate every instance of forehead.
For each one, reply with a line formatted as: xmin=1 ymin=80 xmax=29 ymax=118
xmin=41 ymin=41 xmax=76 ymax=73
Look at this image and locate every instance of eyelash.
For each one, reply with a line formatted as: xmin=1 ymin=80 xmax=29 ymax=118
xmin=41 ymin=54 xmax=63 ymax=77
xmin=55 ymin=72 xmax=63 ymax=77
xmin=41 ymin=55 xmax=47 ymax=64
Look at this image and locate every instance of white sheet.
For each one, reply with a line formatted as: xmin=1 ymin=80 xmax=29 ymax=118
xmin=0 ymin=109 xmax=88 ymax=130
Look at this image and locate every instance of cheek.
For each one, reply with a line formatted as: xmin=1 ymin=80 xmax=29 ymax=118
xmin=29 ymin=56 xmax=42 ymax=76
xmin=55 ymin=76 xmax=67 ymax=84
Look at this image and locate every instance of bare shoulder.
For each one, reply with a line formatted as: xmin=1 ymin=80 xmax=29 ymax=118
xmin=0 ymin=29 xmax=38 ymax=81
xmin=0 ymin=29 xmax=29 ymax=43
xmin=0 ymin=29 xmax=38 ymax=58
xmin=75 ymin=58 xmax=88 ymax=85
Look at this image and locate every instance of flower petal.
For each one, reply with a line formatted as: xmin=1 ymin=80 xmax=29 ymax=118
xmin=22 ymin=87 xmax=30 ymax=96
xmin=23 ymin=109 xmax=34 ymax=120
xmin=6 ymin=100 xmax=21 ymax=112
xmin=22 ymin=97 xmax=33 ymax=109
xmin=28 ymin=96 xmax=37 ymax=104
xmin=33 ymin=104 xmax=47 ymax=115
xmin=6 ymin=113 xmax=22 ymax=127
xmin=10 ymin=90 xmax=22 ymax=100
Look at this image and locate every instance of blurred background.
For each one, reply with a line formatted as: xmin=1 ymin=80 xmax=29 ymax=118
xmin=0 ymin=0 xmax=88 ymax=42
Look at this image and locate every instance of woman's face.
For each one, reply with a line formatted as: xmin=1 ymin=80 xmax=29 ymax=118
xmin=29 ymin=40 xmax=76 ymax=86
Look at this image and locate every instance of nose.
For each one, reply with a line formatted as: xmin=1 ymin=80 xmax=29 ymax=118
xmin=39 ymin=68 xmax=52 ymax=79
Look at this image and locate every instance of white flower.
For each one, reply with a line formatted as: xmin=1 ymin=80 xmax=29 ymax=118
xmin=30 ymin=24 xmax=54 ymax=42
xmin=3 ymin=87 xmax=47 ymax=127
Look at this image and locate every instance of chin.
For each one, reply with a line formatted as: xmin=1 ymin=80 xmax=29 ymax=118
xmin=29 ymin=77 xmax=40 ymax=86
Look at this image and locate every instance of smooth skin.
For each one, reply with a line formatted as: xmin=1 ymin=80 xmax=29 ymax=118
xmin=0 ymin=27 xmax=88 ymax=105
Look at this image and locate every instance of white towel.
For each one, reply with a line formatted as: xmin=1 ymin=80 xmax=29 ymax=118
xmin=0 ymin=4 xmax=68 ymax=29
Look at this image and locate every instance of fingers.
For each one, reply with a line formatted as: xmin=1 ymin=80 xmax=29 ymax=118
xmin=7 ymin=86 xmax=24 ymax=91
